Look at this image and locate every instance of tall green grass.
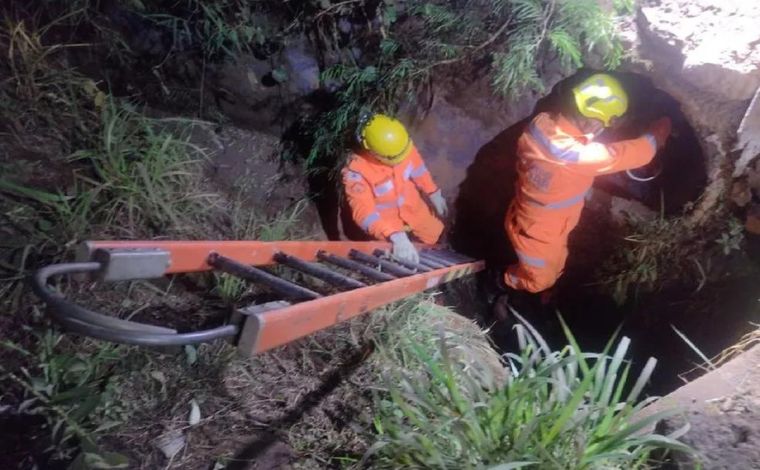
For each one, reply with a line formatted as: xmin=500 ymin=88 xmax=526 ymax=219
xmin=366 ymin=312 xmax=693 ymax=469
xmin=1 ymin=101 xmax=219 ymax=249
xmin=70 ymin=103 xmax=219 ymax=236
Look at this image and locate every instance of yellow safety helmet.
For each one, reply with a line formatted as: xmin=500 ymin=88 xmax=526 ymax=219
xmin=572 ymin=73 xmax=628 ymax=127
xmin=358 ymin=113 xmax=412 ymax=165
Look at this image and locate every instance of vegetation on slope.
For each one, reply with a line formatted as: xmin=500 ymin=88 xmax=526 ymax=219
xmin=0 ymin=1 xmax=694 ymax=468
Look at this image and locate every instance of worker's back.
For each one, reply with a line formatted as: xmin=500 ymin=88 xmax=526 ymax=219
xmin=510 ymin=112 xmax=595 ymax=243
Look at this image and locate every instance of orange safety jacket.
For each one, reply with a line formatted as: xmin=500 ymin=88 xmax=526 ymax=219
xmin=504 ymin=112 xmax=658 ymax=293
xmin=342 ymin=145 xmax=443 ymax=244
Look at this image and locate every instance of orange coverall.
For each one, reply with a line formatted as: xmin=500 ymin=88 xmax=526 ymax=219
xmin=504 ymin=112 xmax=659 ymax=293
xmin=342 ymin=145 xmax=443 ymax=244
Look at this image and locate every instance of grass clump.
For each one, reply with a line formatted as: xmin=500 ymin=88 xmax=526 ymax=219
xmin=600 ymin=203 xmax=745 ymax=304
xmin=366 ymin=313 xmax=693 ymax=469
xmin=69 ymin=102 xmax=219 ymax=237
xmin=0 ymin=15 xmax=101 ymax=153
xmin=1 ymin=331 xmax=130 ymax=466
xmin=1 ymin=101 xmax=219 ymax=262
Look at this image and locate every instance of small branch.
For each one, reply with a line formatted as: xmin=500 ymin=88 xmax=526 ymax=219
xmin=418 ymin=14 xmax=515 ymax=73
xmin=534 ymin=0 xmax=557 ymax=50
xmin=470 ymin=14 xmax=515 ymax=54
xmin=314 ymin=0 xmax=364 ymax=21
xmin=691 ymin=257 xmax=706 ymax=293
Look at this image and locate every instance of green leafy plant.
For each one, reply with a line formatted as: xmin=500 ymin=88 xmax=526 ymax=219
xmin=1 ymin=331 xmax=129 ymax=465
xmin=366 ymin=313 xmax=693 ymax=468
xmin=142 ymin=0 xmax=269 ymax=60
xmin=290 ymin=0 xmax=627 ymax=174
xmin=715 ymin=217 xmax=743 ymax=255
xmin=600 ymin=205 xmax=744 ymax=304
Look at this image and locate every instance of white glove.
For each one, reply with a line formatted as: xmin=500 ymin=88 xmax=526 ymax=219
xmin=429 ymin=189 xmax=448 ymax=218
xmin=389 ymin=232 xmax=419 ymax=264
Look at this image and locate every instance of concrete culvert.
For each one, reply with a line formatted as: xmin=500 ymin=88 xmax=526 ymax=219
xmin=447 ymin=66 xmax=756 ymax=403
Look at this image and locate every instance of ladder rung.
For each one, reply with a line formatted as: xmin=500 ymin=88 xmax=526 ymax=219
xmin=419 ymin=251 xmax=454 ymax=267
xmin=418 ymin=258 xmax=444 ymax=270
xmin=274 ymin=252 xmax=366 ymax=290
xmin=430 ymin=249 xmax=474 ymax=264
xmin=418 ymin=252 xmax=449 ymax=269
xmin=372 ymin=249 xmax=430 ymax=273
xmin=208 ymin=253 xmax=321 ymax=301
xmin=349 ymin=249 xmax=415 ymax=277
xmin=317 ymin=251 xmax=396 ymax=282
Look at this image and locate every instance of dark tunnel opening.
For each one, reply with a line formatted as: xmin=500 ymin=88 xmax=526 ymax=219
xmin=450 ymin=70 xmax=708 ymax=265
xmin=448 ymin=70 xmax=756 ymax=396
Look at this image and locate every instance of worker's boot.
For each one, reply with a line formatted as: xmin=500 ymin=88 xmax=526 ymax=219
xmin=482 ymin=268 xmax=505 ymax=303
xmin=493 ymin=292 xmax=512 ymax=323
xmin=481 ymin=269 xmax=514 ymax=323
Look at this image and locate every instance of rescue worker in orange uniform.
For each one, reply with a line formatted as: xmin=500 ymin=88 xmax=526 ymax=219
xmin=503 ymin=73 xmax=672 ymax=295
xmin=341 ymin=113 xmax=447 ymax=264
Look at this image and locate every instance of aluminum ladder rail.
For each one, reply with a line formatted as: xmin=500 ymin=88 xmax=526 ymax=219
xmin=31 ymin=240 xmax=484 ymax=356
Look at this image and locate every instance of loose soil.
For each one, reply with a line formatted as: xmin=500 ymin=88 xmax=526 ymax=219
xmin=652 ymin=345 xmax=760 ymax=469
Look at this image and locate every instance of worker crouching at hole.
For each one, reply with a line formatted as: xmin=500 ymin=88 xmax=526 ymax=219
xmin=492 ymin=73 xmax=672 ymax=320
xmin=341 ymin=113 xmax=448 ymax=264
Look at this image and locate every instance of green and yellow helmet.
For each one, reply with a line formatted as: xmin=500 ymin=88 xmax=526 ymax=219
xmin=572 ymin=73 xmax=628 ymax=127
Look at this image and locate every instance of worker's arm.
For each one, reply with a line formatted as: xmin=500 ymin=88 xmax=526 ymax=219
xmin=569 ymin=135 xmax=657 ymax=175
xmin=406 ymin=146 xmax=438 ymax=195
xmin=342 ymin=167 xmax=403 ymax=240
xmin=568 ymin=117 xmax=672 ymax=176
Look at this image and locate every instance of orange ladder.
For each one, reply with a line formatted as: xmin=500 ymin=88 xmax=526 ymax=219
xmin=31 ymin=240 xmax=484 ymax=356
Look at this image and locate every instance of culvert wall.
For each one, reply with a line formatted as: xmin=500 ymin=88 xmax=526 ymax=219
xmin=621 ymin=0 xmax=760 ymax=226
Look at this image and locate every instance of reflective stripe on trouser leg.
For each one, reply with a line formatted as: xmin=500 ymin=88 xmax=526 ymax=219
xmin=503 ymin=261 xmax=561 ymax=293
xmin=504 ymin=223 xmax=568 ymax=293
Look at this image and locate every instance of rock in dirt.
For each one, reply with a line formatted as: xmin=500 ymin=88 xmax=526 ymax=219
xmin=625 ymin=0 xmax=760 ymax=226
xmin=609 ymin=195 xmax=656 ymax=224
xmin=734 ymin=86 xmax=760 ymax=177
xmin=745 ymin=204 xmax=760 ymax=235
xmin=730 ymin=180 xmax=752 ymax=208
xmin=155 ymin=430 xmax=186 ymax=460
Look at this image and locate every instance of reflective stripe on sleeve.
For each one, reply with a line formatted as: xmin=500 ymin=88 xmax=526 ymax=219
xmin=345 ymin=170 xmax=363 ymax=181
xmin=528 ymin=123 xmax=580 ymax=163
xmin=373 ymin=180 xmax=394 ymax=196
xmin=361 ymin=212 xmax=380 ymax=230
xmin=643 ymin=133 xmax=657 ymax=152
xmin=410 ymin=163 xmax=428 ymax=178
xmin=375 ymin=195 xmax=406 ymax=210
xmin=403 ymin=162 xmax=413 ymax=180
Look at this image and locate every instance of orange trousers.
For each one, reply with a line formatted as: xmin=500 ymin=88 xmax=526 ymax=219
xmin=503 ymin=202 xmax=580 ymax=293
